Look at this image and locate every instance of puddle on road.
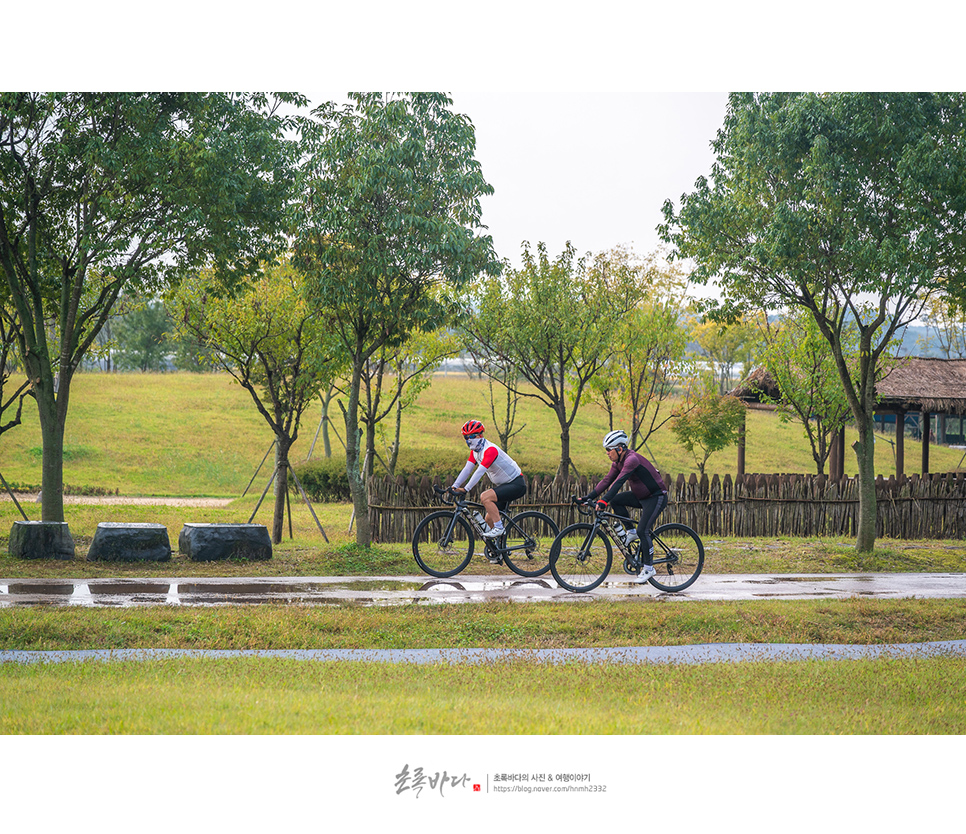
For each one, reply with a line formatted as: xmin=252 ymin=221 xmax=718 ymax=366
xmin=0 ymin=578 xmax=495 ymax=608
xmin=5 ymin=582 xmax=76 ymax=595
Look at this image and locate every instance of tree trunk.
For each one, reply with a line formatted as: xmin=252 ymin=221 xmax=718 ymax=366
xmin=853 ymin=413 xmax=877 ymax=553
xmin=271 ymin=436 xmax=292 ymax=545
xmin=38 ymin=400 xmax=66 ymax=522
xmin=345 ymin=356 xmax=371 ymax=546
xmin=364 ymin=420 xmax=377 ymax=479
xmin=389 ymin=399 xmax=402 ymax=475
xmin=557 ymin=415 xmax=572 ymax=480
xmin=321 ymin=387 xmax=333 ymax=458
xmin=34 ymin=372 xmax=68 ymax=523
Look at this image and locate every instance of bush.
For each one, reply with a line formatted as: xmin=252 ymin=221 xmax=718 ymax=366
xmin=292 ymin=449 xmax=455 ymax=502
xmin=291 ymin=458 xmax=352 ymax=502
xmin=292 ymin=448 xmax=609 ymax=502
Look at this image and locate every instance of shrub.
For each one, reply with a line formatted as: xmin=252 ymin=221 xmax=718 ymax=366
xmin=292 ymin=449 xmax=609 ymax=502
xmin=290 ymin=458 xmax=352 ymax=502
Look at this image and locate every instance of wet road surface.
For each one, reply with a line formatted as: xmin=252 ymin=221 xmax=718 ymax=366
xmin=1 ymin=572 xmax=965 ymax=607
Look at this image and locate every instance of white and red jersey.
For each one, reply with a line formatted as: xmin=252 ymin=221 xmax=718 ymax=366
xmin=453 ymin=439 xmax=522 ymax=491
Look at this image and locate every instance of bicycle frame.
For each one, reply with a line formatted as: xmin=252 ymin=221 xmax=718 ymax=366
xmin=578 ymin=504 xmax=676 ymax=569
xmin=432 ymin=487 xmax=534 ymax=559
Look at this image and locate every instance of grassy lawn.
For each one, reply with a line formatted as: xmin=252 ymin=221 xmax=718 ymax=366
xmin=3 ymin=597 xmax=966 ymax=651
xmin=2 ymin=592 xmax=965 ymax=733
xmin=2 ymin=655 xmax=963 ymax=734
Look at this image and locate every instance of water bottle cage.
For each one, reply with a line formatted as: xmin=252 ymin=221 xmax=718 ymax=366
xmin=605 ymin=518 xmax=630 ymax=556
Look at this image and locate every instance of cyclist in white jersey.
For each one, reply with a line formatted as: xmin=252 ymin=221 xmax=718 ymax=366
xmin=450 ymin=419 xmax=527 ymax=538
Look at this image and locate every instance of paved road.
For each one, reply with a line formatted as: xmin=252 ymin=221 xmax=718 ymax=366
xmin=2 ymin=572 xmax=965 ymax=607
xmin=4 ymin=641 xmax=966 ymax=666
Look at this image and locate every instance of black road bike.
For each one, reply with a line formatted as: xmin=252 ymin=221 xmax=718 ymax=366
xmin=549 ymin=497 xmax=704 ymax=593
xmin=412 ymin=486 xmax=558 ymax=578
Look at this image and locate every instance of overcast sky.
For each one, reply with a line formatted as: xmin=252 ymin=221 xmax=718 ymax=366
xmin=449 ymin=92 xmax=728 ymax=267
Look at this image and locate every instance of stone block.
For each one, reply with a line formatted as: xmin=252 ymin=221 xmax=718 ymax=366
xmin=178 ymin=523 xmax=272 ymax=562
xmin=86 ymin=522 xmax=171 ymax=562
xmin=8 ymin=521 xmax=75 ymax=560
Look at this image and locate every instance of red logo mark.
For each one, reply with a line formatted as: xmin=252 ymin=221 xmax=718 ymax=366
xmin=474 ymin=784 xmax=481 ymax=792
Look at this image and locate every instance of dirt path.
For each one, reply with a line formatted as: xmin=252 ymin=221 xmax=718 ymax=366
xmin=1 ymin=494 xmax=233 ymax=508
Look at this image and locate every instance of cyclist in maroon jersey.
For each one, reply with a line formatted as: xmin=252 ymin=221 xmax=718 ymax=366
xmin=582 ymin=429 xmax=668 ymax=583
xmin=450 ymin=419 xmax=527 ymax=538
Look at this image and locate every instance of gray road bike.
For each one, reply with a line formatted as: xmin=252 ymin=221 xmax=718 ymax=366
xmin=549 ymin=497 xmax=704 ymax=593
xmin=412 ymin=486 xmax=558 ymax=579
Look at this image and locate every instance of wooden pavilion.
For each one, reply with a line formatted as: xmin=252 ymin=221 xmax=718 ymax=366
xmin=875 ymin=357 xmax=966 ymax=476
xmin=730 ymin=358 xmax=966 ymax=478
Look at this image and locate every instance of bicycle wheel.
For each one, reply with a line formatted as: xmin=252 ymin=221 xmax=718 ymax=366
xmin=501 ymin=511 xmax=558 ymax=577
xmin=412 ymin=511 xmax=474 ymax=578
xmin=647 ymin=523 xmax=704 ymax=592
xmin=549 ymin=523 xmax=612 ymax=593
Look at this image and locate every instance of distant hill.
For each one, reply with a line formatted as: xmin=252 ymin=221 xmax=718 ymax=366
xmin=896 ymin=324 xmax=943 ymax=358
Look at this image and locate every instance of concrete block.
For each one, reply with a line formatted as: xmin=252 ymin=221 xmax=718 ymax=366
xmin=86 ymin=522 xmax=171 ymax=562
xmin=8 ymin=521 xmax=75 ymax=560
xmin=178 ymin=523 xmax=272 ymax=562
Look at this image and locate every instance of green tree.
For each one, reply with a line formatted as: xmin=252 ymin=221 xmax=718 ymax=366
xmin=587 ymin=251 xmax=692 ymax=451
xmin=460 ymin=242 xmax=643 ymax=478
xmin=368 ymin=327 xmax=459 ymax=476
xmin=660 ymin=92 xmax=966 ymax=552
xmin=469 ymin=351 xmax=527 ymax=452
xmin=112 ymin=299 xmax=173 ymax=372
xmin=759 ymin=309 xmax=857 ymax=474
xmin=670 ymin=387 xmax=746 ymax=475
xmin=169 ymin=331 xmax=221 ymax=372
xmin=688 ymin=313 xmax=766 ymax=395
xmin=295 ymin=92 xmax=498 ymax=546
xmin=0 ymin=92 xmax=302 ymax=521
xmin=169 ymin=260 xmax=343 ymax=543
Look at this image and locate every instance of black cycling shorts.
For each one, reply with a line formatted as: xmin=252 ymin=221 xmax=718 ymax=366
xmin=492 ymin=474 xmax=527 ymax=511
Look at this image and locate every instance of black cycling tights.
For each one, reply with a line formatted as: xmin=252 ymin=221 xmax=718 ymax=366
xmin=610 ymin=491 xmax=668 ymax=561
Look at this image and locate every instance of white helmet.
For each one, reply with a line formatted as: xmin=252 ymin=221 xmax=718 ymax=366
xmin=602 ymin=429 xmax=629 ymax=450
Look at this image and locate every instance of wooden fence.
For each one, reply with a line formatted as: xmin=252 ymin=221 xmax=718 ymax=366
xmin=367 ymin=471 xmax=966 ymax=542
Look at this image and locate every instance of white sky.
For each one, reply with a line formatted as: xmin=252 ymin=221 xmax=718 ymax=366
xmin=449 ymin=92 xmax=728 ymax=267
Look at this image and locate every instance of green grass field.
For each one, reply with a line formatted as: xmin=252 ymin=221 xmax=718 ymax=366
xmin=3 ymin=655 xmax=963 ymax=734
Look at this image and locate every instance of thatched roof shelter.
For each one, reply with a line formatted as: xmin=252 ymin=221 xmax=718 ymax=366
xmin=730 ymin=357 xmax=966 ymax=477
xmin=876 ymin=357 xmax=966 ymax=414
xmin=729 ymin=367 xmax=780 ymax=407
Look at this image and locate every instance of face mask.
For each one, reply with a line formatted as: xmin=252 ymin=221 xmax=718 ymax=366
xmin=465 ymin=435 xmax=485 ymax=454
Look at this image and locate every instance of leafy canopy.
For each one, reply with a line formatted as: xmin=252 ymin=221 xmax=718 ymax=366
xmin=296 ymin=92 xmax=499 ymax=358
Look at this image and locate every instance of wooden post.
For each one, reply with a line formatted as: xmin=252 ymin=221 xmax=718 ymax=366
xmin=895 ymin=409 xmax=905 ymax=476
xmin=829 ymin=427 xmax=845 ymax=480
xmin=829 ymin=429 xmax=839 ymax=479
xmin=921 ymin=409 xmax=930 ymax=475
xmin=736 ymin=408 xmax=746 ymax=478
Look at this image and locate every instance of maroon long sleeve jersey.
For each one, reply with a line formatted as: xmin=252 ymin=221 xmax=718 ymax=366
xmin=592 ymin=449 xmax=666 ymax=504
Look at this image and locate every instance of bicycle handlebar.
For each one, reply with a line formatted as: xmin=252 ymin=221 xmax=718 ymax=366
xmin=434 ymin=485 xmax=471 ymax=507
